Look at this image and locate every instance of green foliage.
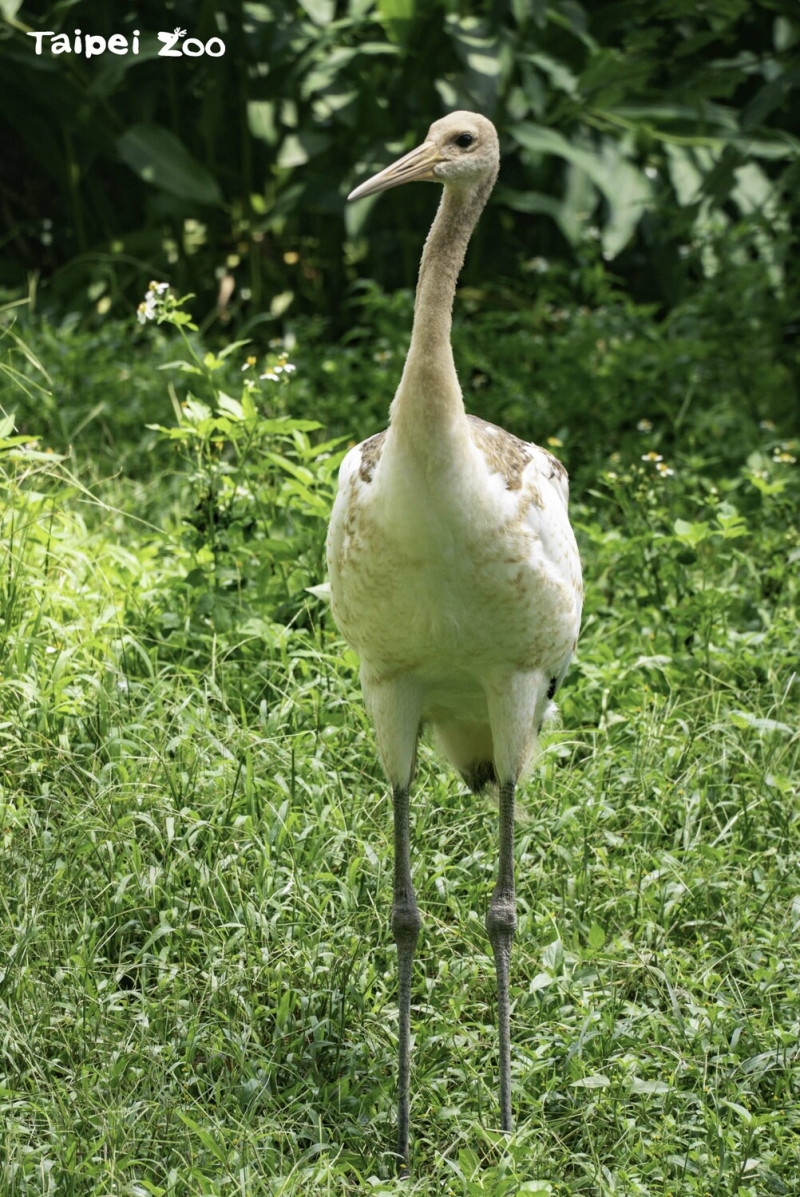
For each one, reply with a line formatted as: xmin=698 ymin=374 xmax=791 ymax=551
xmin=134 ymin=281 xmax=344 ymax=649
xmin=1 ymin=253 xmax=799 ymax=1192
xmin=1 ymin=0 xmax=798 ymax=323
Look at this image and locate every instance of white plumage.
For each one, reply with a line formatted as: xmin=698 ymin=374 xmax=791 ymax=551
xmin=326 ymin=112 xmax=582 ymax=1173
xmin=329 ymin=415 xmax=580 ymax=781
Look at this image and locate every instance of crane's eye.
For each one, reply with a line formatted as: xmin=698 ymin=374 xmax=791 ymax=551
xmin=454 ymin=133 xmax=474 ymax=149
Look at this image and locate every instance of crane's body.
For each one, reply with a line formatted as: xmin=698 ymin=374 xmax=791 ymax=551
xmin=328 ymin=414 xmax=580 ymax=787
xmin=326 ymin=112 xmax=582 ymax=1174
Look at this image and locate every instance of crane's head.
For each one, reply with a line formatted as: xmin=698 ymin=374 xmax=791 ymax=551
xmin=348 ymin=112 xmax=500 ymax=202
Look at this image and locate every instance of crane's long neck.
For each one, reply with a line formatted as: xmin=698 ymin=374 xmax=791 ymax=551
xmin=389 ymin=178 xmax=494 ymax=448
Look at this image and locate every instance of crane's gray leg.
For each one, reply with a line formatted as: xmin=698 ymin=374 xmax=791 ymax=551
xmin=392 ymin=782 xmax=420 ymax=1175
xmin=361 ymin=671 xmax=422 ymax=1173
xmin=486 ymin=778 xmax=516 ymax=1131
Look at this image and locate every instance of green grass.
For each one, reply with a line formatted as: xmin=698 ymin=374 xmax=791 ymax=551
xmin=0 ymin=278 xmax=798 ymax=1195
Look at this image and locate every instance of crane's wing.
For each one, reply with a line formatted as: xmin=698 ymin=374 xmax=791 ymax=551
xmin=466 ymin=415 xmax=571 ymax=509
xmin=467 ymin=414 xmax=582 ymax=689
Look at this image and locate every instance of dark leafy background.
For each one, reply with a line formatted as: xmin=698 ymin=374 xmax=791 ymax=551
xmin=2 ymin=0 xmax=799 ymax=334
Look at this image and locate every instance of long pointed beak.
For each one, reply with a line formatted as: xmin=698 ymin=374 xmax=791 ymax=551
xmin=347 ymin=140 xmax=442 ymax=201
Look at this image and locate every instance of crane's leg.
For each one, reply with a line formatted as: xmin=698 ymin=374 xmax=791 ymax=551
xmin=361 ymin=670 xmax=422 ymax=1175
xmin=392 ymin=781 xmax=420 ymax=1175
xmin=486 ymin=778 xmax=516 ymax=1132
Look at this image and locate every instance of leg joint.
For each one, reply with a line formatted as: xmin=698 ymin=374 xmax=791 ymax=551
xmin=486 ymin=892 xmax=516 ymax=941
xmin=392 ymin=899 xmax=421 ymax=947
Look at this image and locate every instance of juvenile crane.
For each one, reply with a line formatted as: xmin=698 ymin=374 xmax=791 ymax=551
xmin=326 ymin=112 xmax=582 ymax=1172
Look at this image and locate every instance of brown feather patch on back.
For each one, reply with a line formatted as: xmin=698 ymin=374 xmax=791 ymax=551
xmin=357 ymin=430 xmax=388 ymax=483
xmin=467 ymin=415 xmax=532 ymax=491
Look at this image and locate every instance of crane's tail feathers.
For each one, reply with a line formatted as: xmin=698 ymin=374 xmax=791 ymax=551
xmin=460 ymin=760 xmax=497 ymax=795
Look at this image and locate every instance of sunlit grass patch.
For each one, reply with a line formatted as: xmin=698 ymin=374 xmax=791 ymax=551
xmin=1 ymin=291 xmax=798 ymax=1193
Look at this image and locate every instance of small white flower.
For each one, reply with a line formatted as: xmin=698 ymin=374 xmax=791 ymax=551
xmin=641 ymin=451 xmax=663 ymax=463
xmin=137 ymin=283 xmax=168 ymax=324
xmin=137 ymin=297 xmax=156 ymax=324
xmin=637 ymin=419 xmax=653 ymax=432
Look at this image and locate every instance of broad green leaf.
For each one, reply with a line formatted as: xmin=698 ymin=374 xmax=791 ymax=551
xmin=260 ymin=418 xmax=322 ymax=433
xmin=513 ymin=126 xmax=571 ymax=164
xmin=716 ymin=512 xmax=748 ymax=539
xmin=530 ymin=971 xmax=554 ymax=992
xmin=182 ymin=396 xmax=213 ymax=424
xmin=597 ymin=137 xmax=652 ymax=257
xmin=732 ymin=162 xmax=776 ymax=217
xmin=525 ymin=51 xmax=578 ymax=96
xmin=542 ymin=938 xmax=563 ymax=971
xmin=217 ymin=339 xmax=252 ymax=361
xmin=572 ymin=1073 xmax=611 ymax=1088
xmin=117 ymin=124 xmax=223 ymax=206
xmin=496 ymin=187 xmax=567 ymax=226
xmin=445 ymin=14 xmax=505 ymax=110
xmin=301 ymin=48 xmax=358 ymax=97
xmin=609 ymin=100 xmax=738 ymax=133
xmin=560 ymin=161 xmax=598 ymax=245
xmin=277 ymin=131 xmax=331 ymax=168
xmin=247 ymin=101 xmax=277 ymax=145
xmin=217 ymin=394 xmax=244 ymax=420
xmin=298 ymin=0 xmax=334 ymax=23
xmin=587 ymin=922 xmax=606 ymax=950
xmin=456 ymin=18 xmax=502 ymax=60
xmin=666 ymin=145 xmax=704 ymax=206
xmin=457 ymin=1146 xmax=480 ymax=1176
xmin=157 ymin=360 xmax=203 ymax=375
xmin=729 ymin=711 xmax=793 ymax=736
xmin=674 ymin=518 xmax=711 ymax=547
xmin=631 ymin=1079 xmax=671 ymax=1095
xmin=514 ymin=124 xmax=651 ymax=256
xmin=719 ymin=1099 xmax=754 ymax=1124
